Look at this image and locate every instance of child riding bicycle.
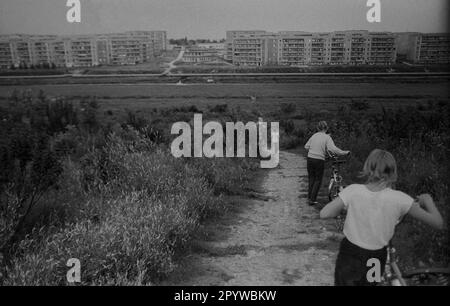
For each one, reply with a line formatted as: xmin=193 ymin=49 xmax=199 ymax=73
xmin=320 ymin=149 xmax=444 ymax=286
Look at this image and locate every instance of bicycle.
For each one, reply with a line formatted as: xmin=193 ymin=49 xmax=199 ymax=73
xmin=382 ymin=218 xmax=450 ymax=286
xmin=326 ymin=152 xmax=349 ymax=231
xmin=327 ymin=152 xmax=348 ymax=202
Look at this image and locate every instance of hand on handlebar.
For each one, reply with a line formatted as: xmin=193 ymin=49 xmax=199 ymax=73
xmin=417 ymin=194 xmax=434 ymax=211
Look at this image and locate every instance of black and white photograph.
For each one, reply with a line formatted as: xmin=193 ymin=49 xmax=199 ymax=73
xmin=0 ymin=0 xmax=449 ymax=294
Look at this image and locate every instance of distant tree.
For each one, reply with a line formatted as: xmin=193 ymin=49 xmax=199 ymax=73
xmin=169 ymin=38 xmax=191 ymax=46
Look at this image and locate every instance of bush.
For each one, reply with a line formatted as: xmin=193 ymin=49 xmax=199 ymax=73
xmin=0 ymin=130 xmax=62 ymax=258
xmin=280 ymin=119 xmax=295 ymax=135
xmin=349 ymin=99 xmax=370 ymax=111
xmin=280 ymin=103 xmax=296 ymax=114
xmin=209 ymin=104 xmax=228 ymax=113
xmin=3 ymin=134 xmax=223 ymax=284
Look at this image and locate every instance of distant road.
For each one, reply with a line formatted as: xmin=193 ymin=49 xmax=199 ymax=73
xmin=0 ymin=71 xmax=449 ymax=80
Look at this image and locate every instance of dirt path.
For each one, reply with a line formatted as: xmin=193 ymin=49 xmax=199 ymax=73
xmin=162 ymin=47 xmax=185 ymax=75
xmin=164 ymin=151 xmax=343 ymax=286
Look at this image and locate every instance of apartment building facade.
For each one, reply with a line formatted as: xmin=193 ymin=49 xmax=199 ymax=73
xmin=225 ymin=30 xmax=266 ymax=62
xmin=231 ymin=36 xmax=264 ymax=66
xmin=366 ymin=32 xmax=397 ymax=65
xmin=0 ymin=31 xmax=167 ymax=69
xmin=183 ymin=47 xmax=220 ymax=63
xmin=228 ymin=30 xmax=397 ymax=66
xmin=405 ymin=33 xmax=450 ymax=64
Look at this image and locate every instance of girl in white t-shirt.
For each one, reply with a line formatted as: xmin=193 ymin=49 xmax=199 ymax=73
xmin=320 ymin=149 xmax=444 ymax=286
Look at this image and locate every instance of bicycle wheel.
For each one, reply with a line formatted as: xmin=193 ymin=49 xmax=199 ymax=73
xmin=328 ymin=180 xmax=340 ymax=201
xmin=403 ymin=268 xmax=450 ymax=286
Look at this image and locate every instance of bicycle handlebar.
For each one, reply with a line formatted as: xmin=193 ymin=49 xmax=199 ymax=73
xmin=327 ymin=154 xmax=349 ymax=165
xmin=327 ymin=150 xmax=351 ymax=159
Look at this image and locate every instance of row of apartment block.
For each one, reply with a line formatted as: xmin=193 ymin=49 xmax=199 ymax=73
xmin=226 ymin=30 xmax=397 ymax=66
xmin=0 ymin=31 xmax=167 ymax=69
xmin=226 ymin=30 xmax=450 ymax=66
xmin=405 ymin=33 xmax=450 ymax=65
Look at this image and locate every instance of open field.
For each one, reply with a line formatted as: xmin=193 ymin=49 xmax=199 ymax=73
xmin=1 ymin=74 xmax=448 ymax=88
xmin=0 ymin=81 xmax=448 ymax=117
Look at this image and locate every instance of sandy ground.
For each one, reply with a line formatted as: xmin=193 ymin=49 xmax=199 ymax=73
xmin=163 ymin=151 xmax=343 ymax=286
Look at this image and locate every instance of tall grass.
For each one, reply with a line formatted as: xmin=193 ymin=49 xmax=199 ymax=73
xmin=0 ymin=92 xmax=256 ymax=285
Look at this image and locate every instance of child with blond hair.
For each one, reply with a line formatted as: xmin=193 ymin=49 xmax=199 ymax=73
xmin=320 ymin=149 xmax=444 ymax=286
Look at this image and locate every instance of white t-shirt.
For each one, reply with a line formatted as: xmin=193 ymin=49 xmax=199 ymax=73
xmin=304 ymin=132 xmax=347 ymax=160
xmin=339 ymin=184 xmax=414 ymax=250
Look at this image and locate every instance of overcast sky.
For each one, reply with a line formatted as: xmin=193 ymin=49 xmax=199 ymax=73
xmin=0 ymin=0 xmax=448 ymax=39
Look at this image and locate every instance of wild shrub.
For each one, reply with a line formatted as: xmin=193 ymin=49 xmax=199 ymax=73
xmin=280 ymin=103 xmax=296 ymax=114
xmin=280 ymin=119 xmax=295 ymax=135
xmin=172 ymin=105 xmax=200 ymax=113
xmin=0 ymin=127 xmax=62 ymax=260
xmin=349 ymin=99 xmax=370 ymax=111
xmin=3 ymin=135 xmax=221 ymax=284
xmin=209 ymin=104 xmax=228 ymax=113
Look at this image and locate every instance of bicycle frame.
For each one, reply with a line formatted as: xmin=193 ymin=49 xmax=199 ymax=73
xmin=327 ymin=154 xmax=347 ymax=231
xmin=327 ymin=155 xmax=345 ymax=201
xmin=383 ymin=242 xmax=407 ymax=286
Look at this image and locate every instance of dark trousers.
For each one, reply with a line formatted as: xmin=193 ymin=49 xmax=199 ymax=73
xmin=307 ymin=157 xmax=324 ymax=202
xmin=335 ymin=237 xmax=387 ymax=286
